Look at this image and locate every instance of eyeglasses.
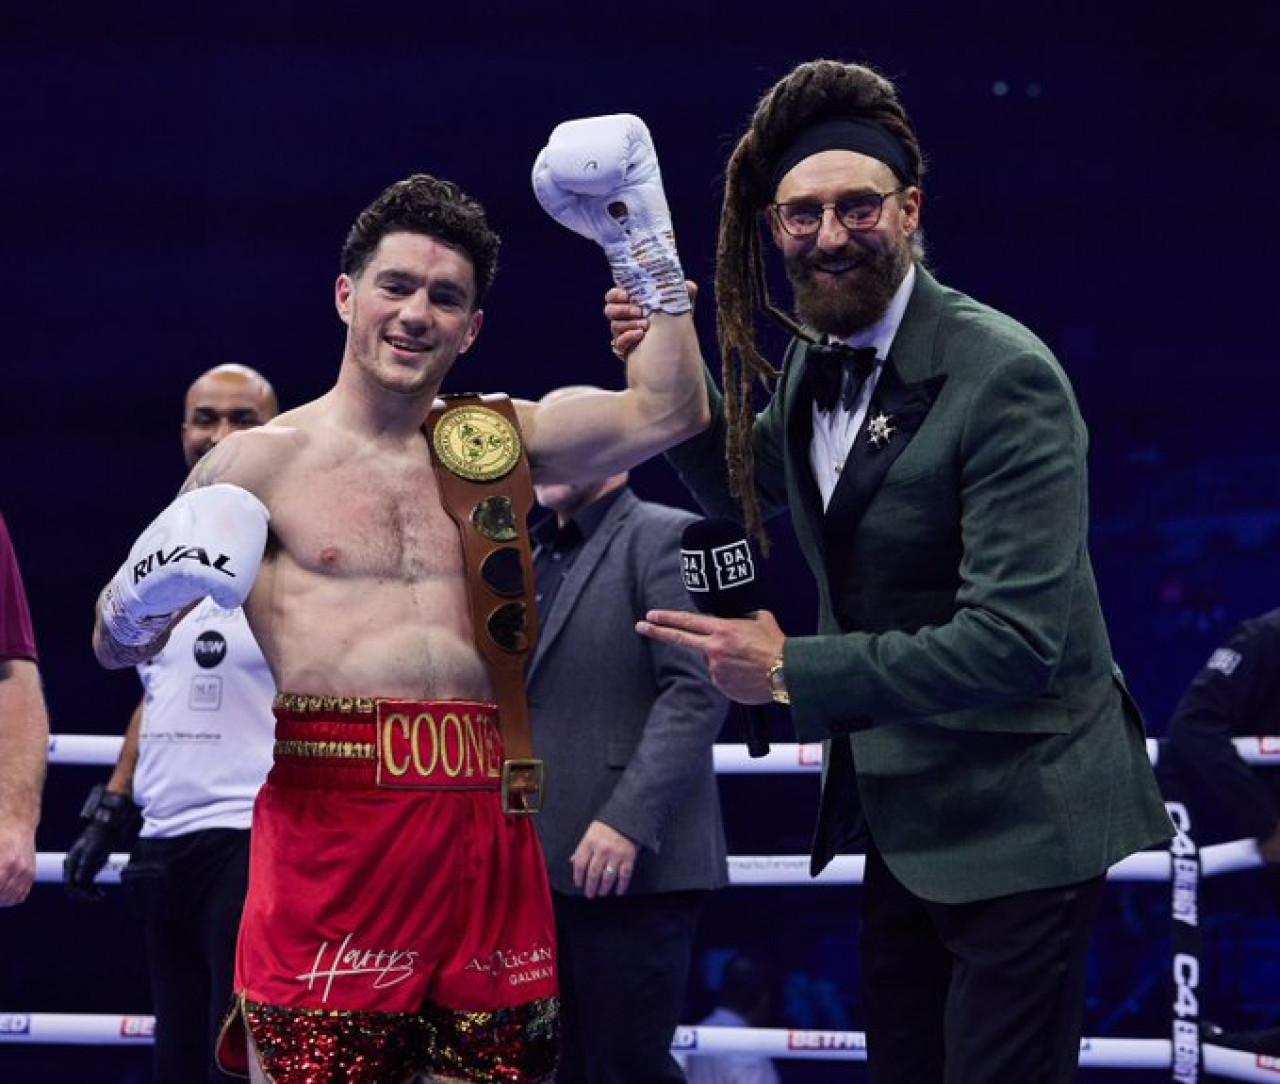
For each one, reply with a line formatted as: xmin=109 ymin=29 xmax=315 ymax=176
xmin=770 ymin=188 xmax=906 ymax=238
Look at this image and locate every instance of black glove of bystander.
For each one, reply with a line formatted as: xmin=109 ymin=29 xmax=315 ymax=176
xmin=63 ymin=783 xmax=140 ymax=903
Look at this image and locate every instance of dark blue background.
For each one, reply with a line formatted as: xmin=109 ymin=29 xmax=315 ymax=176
xmin=3 ymin=2 xmax=1278 ymax=1079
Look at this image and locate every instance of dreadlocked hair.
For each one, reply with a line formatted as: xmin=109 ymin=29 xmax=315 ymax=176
xmin=715 ymin=59 xmax=925 ymax=548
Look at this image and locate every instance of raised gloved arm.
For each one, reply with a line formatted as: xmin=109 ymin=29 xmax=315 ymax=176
xmin=533 ymin=113 xmax=691 ymax=316
xmin=94 ymin=483 xmax=269 ymax=668
xmin=63 ymin=782 xmax=141 ymax=903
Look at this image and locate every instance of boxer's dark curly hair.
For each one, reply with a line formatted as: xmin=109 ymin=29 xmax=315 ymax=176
xmin=716 ymin=59 xmax=925 ymax=546
xmin=341 ymin=173 xmax=501 ymax=305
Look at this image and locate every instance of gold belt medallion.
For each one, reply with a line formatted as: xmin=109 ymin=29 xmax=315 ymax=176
xmin=432 ymin=405 xmax=521 ymax=483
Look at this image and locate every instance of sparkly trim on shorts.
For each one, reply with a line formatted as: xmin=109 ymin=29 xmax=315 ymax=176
xmin=218 ymin=994 xmax=558 ymax=1083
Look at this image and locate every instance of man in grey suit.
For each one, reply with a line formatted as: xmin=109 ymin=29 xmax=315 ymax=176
xmin=528 ymin=388 xmax=729 ymax=1084
xmin=616 ymin=59 xmax=1172 ymax=1084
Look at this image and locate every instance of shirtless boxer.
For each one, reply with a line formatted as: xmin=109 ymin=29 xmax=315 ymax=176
xmin=93 ymin=119 xmax=706 ymax=1084
xmin=91 ymin=116 xmax=706 ymax=1084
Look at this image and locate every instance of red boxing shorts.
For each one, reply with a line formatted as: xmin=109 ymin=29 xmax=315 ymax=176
xmin=216 ymin=695 xmax=558 ymax=1083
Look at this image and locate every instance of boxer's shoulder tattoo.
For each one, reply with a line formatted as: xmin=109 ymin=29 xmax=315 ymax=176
xmin=179 ymin=437 xmax=239 ymax=494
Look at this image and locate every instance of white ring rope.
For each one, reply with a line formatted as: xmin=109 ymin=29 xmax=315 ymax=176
xmin=3 ymin=1012 xmax=1277 ymax=1079
xmin=47 ymin=735 xmax=1280 ymax=769
xmin=30 ymin=838 xmax=1263 ymax=888
xmin=17 ymin=735 xmax=1278 ymax=1078
xmin=0 ymin=1013 xmax=155 ymax=1045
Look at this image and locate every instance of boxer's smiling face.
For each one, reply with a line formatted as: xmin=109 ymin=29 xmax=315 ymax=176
xmin=336 ymin=230 xmax=483 ymax=398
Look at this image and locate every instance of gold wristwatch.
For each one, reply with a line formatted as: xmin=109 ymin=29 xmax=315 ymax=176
xmin=766 ymin=653 xmax=790 ymax=705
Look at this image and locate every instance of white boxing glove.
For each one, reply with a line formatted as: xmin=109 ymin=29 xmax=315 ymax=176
xmin=100 ymin=483 xmax=270 ymax=647
xmin=532 ymin=113 xmax=691 ymax=316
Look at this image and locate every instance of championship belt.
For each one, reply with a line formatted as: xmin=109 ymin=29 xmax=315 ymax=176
xmin=425 ymin=393 xmax=543 ymax=815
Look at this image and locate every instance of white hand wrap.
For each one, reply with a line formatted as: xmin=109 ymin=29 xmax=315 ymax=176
xmin=532 ymin=113 xmax=691 ymax=316
xmin=101 ymin=484 xmax=269 ymax=647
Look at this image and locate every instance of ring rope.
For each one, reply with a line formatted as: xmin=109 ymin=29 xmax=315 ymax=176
xmin=47 ymin=735 xmax=1280 ymax=769
xmin=29 ymin=837 xmax=1263 ymax=889
xmin=18 ymin=734 xmax=1277 ymax=1080
xmin=3 ymin=1013 xmax=1278 ymax=1079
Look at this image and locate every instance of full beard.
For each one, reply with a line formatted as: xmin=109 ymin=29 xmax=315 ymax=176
xmin=786 ymin=238 xmax=912 ymax=340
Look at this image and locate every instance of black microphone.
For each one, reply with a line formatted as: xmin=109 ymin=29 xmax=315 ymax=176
xmin=680 ymin=517 xmax=771 ymax=757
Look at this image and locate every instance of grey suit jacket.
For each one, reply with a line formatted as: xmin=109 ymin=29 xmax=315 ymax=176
xmin=668 ymin=267 xmax=1171 ymax=904
xmin=527 ymin=488 xmax=730 ymax=896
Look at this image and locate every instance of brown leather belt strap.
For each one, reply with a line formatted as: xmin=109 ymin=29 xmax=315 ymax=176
xmin=424 ymin=393 xmax=543 ymax=815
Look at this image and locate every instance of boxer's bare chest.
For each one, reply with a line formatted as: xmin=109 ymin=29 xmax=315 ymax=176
xmin=268 ymin=443 xmax=463 ymax=584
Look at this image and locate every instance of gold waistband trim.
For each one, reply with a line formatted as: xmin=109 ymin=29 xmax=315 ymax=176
xmin=274 ymin=739 xmax=376 ymax=760
xmin=274 ymin=693 xmax=377 ymax=715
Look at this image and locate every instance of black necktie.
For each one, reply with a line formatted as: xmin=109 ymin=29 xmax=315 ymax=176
xmin=806 ymin=342 xmax=878 ymax=413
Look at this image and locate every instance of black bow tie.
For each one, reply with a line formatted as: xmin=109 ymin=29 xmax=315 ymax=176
xmin=806 ymin=342 xmax=879 ymax=413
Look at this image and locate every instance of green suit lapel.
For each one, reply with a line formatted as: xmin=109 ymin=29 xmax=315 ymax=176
xmin=785 ymin=349 xmax=946 ymax=603
xmin=824 ymin=361 xmax=946 ymax=539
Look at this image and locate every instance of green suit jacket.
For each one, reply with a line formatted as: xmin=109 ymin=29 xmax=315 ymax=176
xmin=668 ymin=267 xmax=1171 ymax=903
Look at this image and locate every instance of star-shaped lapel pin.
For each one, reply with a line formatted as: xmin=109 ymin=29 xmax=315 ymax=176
xmin=866 ymin=412 xmax=896 ymax=449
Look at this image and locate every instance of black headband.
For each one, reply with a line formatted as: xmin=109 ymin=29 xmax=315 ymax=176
xmin=768 ymin=118 xmax=916 ymax=194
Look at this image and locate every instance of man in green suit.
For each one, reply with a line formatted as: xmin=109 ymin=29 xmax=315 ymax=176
xmin=620 ymin=59 xmax=1173 ymax=1084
